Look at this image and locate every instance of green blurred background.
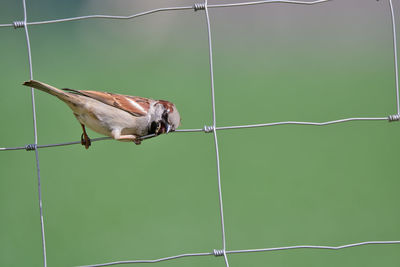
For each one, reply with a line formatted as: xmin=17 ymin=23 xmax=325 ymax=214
xmin=1 ymin=0 xmax=399 ymax=266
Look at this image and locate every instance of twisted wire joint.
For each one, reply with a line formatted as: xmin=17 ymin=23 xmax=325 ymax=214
xmin=193 ymin=3 xmax=206 ymax=11
xmin=213 ymin=249 xmax=225 ymax=256
xmin=13 ymin=21 xmax=25 ymax=29
xmin=25 ymin=144 xmax=37 ymax=151
xmin=203 ymin=125 xmax=214 ymax=133
xmin=388 ymin=114 xmax=400 ymax=122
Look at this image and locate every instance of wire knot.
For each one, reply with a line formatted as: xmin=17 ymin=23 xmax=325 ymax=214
xmin=388 ymin=114 xmax=400 ymax=122
xmin=203 ymin=125 xmax=214 ymax=133
xmin=13 ymin=21 xmax=25 ymax=29
xmin=213 ymin=249 xmax=225 ymax=256
xmin=193 ymin=3 xmax=206 ymax=11
xmin=25 ymin=144 xmax=37 ymax=151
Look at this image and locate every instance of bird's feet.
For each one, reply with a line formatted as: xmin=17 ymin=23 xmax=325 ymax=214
xmin=80 ymin=124 xmax=91 ymax=149
xmin=133 ymin=138 xmax=141 ymax=145
xmin=111 ymin=129 xmax=141 ymax=145
xmin=81 ymin=133 xmax=91 ymax=149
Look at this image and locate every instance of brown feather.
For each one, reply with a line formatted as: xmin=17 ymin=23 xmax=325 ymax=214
xmin=157 ymin=100 xmax=176 ymax=112
xmin=63 ymin=89 xmax=151 ymax=117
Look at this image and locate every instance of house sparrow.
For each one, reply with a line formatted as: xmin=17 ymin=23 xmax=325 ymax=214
xmin=23 ymin=80 xmax=181 ymax=149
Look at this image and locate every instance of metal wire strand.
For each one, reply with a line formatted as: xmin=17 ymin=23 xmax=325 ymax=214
xmin=0 ymin=0 xmax=331 ymax=28
xmin=20 ymin=0 xmax=47 ymax=266
xmin=388 ymin=114 xmax=400 ymax=121
xmin=209 ymin=0 xmax=331 ymax=9
xmin=0 ymin=117 xmax=392 ymax=151
xmin=78 ymin=252 xmax=213 ymax=267
xmin=203 ymin=0 xmax=230 ymax=266
xmin=77 ymin=241 xmax=400 ymax=266
xmin=13 ymin=20 xmax=25 ymax=28
xmin=389 ymin=0 xmax=400 ymax=115
xmin=215 ymin=117 xmax=389 ymax=131
xmin=227 ymin=241 xmax=400 ymax=254
xmin=1 ymin=0 xmax=399 ymax=267
xmin=0 ymin=129 xmax=203 ymax=151
xmin=0 ymin=6 xmax=193 ymax=27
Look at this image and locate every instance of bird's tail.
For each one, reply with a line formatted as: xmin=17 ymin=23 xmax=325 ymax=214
xmin=23 ymin=80 xmax=72 ymax=101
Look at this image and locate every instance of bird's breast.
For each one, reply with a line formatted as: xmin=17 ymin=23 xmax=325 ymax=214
xmin=72 ymin=97 xmax=149 ymax=137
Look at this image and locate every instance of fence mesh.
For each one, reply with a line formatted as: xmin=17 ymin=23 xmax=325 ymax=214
xmin=0 ymin=0 xmax=399 ymax=266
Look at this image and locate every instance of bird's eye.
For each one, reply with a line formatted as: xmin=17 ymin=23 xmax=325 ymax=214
xmin=162 ymin=111 xmax=169 ymax=121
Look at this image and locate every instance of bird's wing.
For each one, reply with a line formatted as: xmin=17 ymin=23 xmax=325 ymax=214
xmin=63 ymin=88 xmax=151 ymax=117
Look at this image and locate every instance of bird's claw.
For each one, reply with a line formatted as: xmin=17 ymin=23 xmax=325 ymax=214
xmin=133 ymin=138 xmax=142 ymax=145
xmin=81 ymin=133 xmax=91 ymax=149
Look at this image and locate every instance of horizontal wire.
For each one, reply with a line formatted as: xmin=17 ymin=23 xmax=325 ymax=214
xmin=1 ymin=1 xmax=398 ymax=267
xmin=78 ymin=252 xmax=213 ymax=267
xmin=0 ymin=129 xmax=202 ymax=151
xmin=0 ymin=117 xmax=393 ymax=151
xmin=28 ymin=6 xmax=193 ymax=26
xmin=77 ymin=240 xmax=400 ymax=266
xmin=210 ymin=0 xmax=331 ymax=9
xmin=227 ymin=240 xmax=400 ymax=254
xmin=0 ymin=0 xmax=331 ymax=28
xmin=0 ymin=6 xmax=193 ymax=27
xmin=215 ymin=117 xmax=388 ymax=130
xmin=0 ymin=137 xmax=112 ymax=151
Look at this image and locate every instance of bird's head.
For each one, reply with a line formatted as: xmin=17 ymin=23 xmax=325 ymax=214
xmin=150 ymin=100 xmax=181 ymax=136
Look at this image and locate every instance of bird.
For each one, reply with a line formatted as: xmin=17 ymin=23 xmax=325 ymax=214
xmin=23 ymin=80 xmax=181 ymax=149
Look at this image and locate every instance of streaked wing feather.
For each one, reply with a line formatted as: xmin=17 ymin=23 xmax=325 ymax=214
xmin=63 ymin=89 xmax=150 ymax=117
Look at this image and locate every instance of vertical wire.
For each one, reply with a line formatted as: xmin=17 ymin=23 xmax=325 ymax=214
xmin=22 ymin=0 xmax=47 ymax=266
xmin=203 ymin=1 xmax=230 ymax=266
xmin=389 ymin=0 xmax=400 ymax=114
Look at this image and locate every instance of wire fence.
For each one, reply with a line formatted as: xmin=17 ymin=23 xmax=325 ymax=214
xmin=1 ymin=0 xmax=399 ymax=266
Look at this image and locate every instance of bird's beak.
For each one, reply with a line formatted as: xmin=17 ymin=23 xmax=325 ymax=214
xmin=165 ymin=123 xmax=172 ymax=134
